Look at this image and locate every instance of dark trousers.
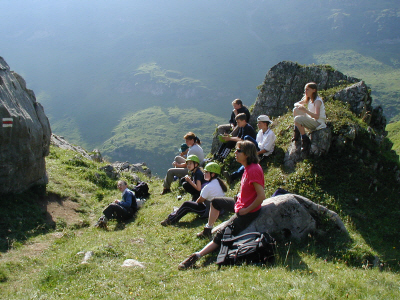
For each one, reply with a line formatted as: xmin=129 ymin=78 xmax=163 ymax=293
xmin=103 ymin=203 xmax=134 ymax=221
xmin=211 ymin=197 xmax=260 ymax=245
xmin=181 ymin=179 xmax=201 ymax=200
xmin=167 ymin=201 xmax=208 ymax=223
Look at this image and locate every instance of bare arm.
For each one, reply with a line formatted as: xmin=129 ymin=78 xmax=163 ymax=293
xmin=297 ymin=100 xmax=321 ymax=120
xmin=238 ymin=182 xmax=265 ymax=215
xmin=196 ymin=196 xmax=206 ymax=204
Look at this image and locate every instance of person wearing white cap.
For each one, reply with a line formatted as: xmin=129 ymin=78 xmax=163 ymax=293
xmin=223 ymin=115 xmax=275 ymax=184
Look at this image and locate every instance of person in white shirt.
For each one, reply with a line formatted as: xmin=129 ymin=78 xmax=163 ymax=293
xmin=160 ymin=162 xmax=227 ymax=226
xmin=292 ymin=82 xmax=326 ymax=153
xmin=161 ymin=132 xmax=204 ymax=195
xmin=223 ymin=115 xmax=275 ymax=184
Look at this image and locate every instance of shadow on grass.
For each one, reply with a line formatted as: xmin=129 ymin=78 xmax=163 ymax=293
xmin=0 ymin=185 xmax=53 ymax=252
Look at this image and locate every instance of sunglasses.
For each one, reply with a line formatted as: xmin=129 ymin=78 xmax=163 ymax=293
xmin=235 ymin=148 xmax=243 ymax=153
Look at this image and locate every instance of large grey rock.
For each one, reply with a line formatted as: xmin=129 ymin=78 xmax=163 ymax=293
xmin=0 ymin=57 xmax=51 ymax=194
xmin=251 ymin=61 xmax=359 ymax=124
xmin=214 ymin=193 xmax=347 ymax=242
xmin=333 ymin=81 xmax=371 ymax=116
xmin=333 ymin=81 xmax=386 ymax=131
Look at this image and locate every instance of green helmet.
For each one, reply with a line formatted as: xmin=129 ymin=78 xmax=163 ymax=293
xmin=186 ymin=155 xmax=200 ymax=164
xmin=204 ymin=162 xmax=221 ymax=175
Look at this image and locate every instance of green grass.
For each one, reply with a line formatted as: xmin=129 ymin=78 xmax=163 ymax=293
xmin=387 ymin=120 xmax=400 ymax=156
xmin=1 ymin=100 xmax=400 ymax=299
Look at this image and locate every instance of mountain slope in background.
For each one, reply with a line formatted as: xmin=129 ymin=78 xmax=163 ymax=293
xmin=1 ymin=0 xmax=399 ymax=161
xmin=100 ymin=106 xmax=225 ymax=176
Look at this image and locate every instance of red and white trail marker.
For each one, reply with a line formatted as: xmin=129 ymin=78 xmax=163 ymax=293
xmin=2 ymin=118 xmax=13 ymax=127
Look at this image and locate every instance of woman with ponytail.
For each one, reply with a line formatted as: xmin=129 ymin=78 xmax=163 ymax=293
xmin=161 ymin=162 xmax=227 ymax=226
xmin=161 ymin=132 xmax=204 ymax=195
xmin=292 ymin=82 xmax=326 ymax=153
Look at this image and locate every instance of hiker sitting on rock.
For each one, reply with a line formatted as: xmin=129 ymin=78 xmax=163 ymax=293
xmin=161 ymin=162 xmax=227 ymax=226
xmin=95 ymin=180 xmax=137 ymax=229
xmin=178 ymin=141 xmax=265 ymax=270
xmin=161 ymin=132 xmax=204 ymax=195
xmin=215 ymin=113 xmax=256 ymax=162
xmin=223 ymin=115 xmax=276 ymax=184
xmin=292 ymin=82 xmax=326 ymax=153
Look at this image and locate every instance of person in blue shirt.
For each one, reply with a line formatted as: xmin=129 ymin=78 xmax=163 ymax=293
xmin=95 ymin=180 xmax=137 ymax=229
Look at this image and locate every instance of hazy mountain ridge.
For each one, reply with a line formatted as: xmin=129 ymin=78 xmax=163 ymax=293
xmin=2 ymin=0 xmax=400 ymax=161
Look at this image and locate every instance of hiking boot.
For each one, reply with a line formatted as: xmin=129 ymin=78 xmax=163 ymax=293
xmin=222 ymin=171 xmax=232 ymax=185
xmin=178 ymin=253 xmax=199 ymax=270
xmin=196 ymin=227 xmax=212 ymax=239
xmin=95 ymin=219 xmax=108 ymax=230
xmin=160 ymin=188 xmax=171 ymax=195
xmin=301 ymin=136 xmax=311 ymax=153
xmin=160 ymin=218 xmax=172 ymax=226
xmin=291 ymin=126 xmax=300 ymax=142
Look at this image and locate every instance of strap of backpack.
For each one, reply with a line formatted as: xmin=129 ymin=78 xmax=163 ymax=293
xmin=216 ymin=226 xmax=233 ymax=265
xmin=221 ymin=231 xmax=262 ymax=243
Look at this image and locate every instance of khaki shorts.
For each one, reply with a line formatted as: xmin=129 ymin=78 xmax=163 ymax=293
xmin=294 ymin=115 xmax=321 ymax=131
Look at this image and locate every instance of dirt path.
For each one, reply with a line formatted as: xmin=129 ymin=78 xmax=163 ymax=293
xmin=37 ymin=192 xmax=83 ymax=226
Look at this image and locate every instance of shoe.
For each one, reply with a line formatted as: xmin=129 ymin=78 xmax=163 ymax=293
xmin=222 ymin=171 xmax=232 ymax=185
xmin=95 ymin=217 xmax=108 ymax=230
xmin=160 ymin=188 xmax=171 ymax=195
xmin=196 ymin=227 xmax=212 ymax=239
xmin=178 ymin=253 xmax=199 ymax=270
xmin=301 ymin=136 xmax=311 ymax=153
xmin=160 ymin=218 xmax=172 ymax=226
xmin=291 ymin=126 xmax=300 ymax=142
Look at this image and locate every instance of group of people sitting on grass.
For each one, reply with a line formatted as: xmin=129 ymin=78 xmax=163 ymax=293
xmin=95 ymin=82 xmax=326 ymax=269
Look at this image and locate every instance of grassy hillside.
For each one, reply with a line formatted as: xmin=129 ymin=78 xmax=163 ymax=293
xmin=387 ymin=120 xmax=400 ymax=155
xmin=1 ymin=99 xmax=399 ymax=298
xmin=99 ymin=106 xmax=225 ymax=176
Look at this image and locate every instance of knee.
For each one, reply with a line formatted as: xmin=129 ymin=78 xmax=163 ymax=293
xmin=294 ymin=115 xmax=303 ymax=125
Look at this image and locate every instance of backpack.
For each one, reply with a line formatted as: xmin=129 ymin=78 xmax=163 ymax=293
xmin=216 ymin=226 xmax=275 ymax=267
xmin=133 ymin=181 xmax=150 ymax=199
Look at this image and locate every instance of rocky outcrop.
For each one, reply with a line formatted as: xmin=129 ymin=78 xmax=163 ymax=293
xmin=51 ymin=133 xmax=151 ymax=180
xmin=249 ymin=62 xmax=387 ymax=170
xmin=284 ymin=128 xmax=332 ymax=170
xmin=250 ymin=61 xmax=359 ymax=123
xmin=99 ymin=161 xmax=151 ymax=182
xmin=213 ymin=193 xmax=348 ymax=242
xmin=51 ymin=134 xmax=93 ymax=160
xmin=333 ymin=81 xmax=386 ymax=131
xmin=0 ymin=57 xmax=51 ymax=194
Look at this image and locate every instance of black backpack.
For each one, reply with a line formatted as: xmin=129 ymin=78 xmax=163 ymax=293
xmin=216 ymin=227 xmax=275 ymax=267
xmin=133 ymin=181 xmax=150 ymax=199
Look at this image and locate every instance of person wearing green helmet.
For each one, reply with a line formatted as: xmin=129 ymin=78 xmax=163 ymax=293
xmin=180 ymin=155 xmax=205 ymax=201
xmin=161 ymin=132 xmax=204 ymax=195
xmin=161 ymin=162 xmax=227 ymax=226
xmin=178 ymin=140 xmax=265 ymax=270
